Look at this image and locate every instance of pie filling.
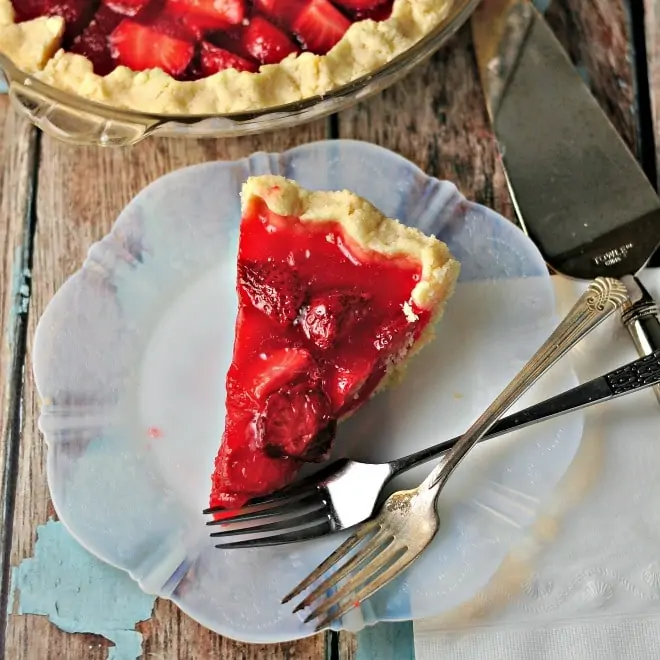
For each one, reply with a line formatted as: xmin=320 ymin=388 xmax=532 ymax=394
xmin=210 ymin=195 xmax=432 ymax=509
xmin=10 ymin=0 xmax=393 ymax=79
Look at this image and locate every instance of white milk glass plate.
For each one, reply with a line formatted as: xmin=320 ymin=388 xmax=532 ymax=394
xmin=33 ymin=139 xmax=584 ymax=642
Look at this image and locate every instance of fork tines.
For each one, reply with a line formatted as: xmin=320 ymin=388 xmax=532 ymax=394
xmin=203 ymin=488 xmax=332 ymax=549
xmin=282 ymin=520 xmax=410 ymax=630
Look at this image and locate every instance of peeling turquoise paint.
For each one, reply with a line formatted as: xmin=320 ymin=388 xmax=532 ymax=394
xmin=5 ymin=245 xmax=31 ymax=353
xmin=10 ymin=520 xmax=156 ymax=660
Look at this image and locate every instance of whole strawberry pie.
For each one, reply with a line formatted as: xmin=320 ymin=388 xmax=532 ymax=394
xmin=210 ymin=175 xmax=459 ymax=510
xmin=0 ymin=0 xmax=451 ymax=114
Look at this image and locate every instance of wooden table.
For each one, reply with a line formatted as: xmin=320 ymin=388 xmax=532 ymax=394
xmin=0 ymin=2 xmax=658 ymax=658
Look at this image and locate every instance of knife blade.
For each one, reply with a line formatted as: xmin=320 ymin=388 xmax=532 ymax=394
xmin=471 ymin=0 xmax=660 ymax=402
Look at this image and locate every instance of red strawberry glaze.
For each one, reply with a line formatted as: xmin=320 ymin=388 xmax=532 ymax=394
xmin=210 ymin=196 xmax=431 ymax=510
xmin=10 ymin=0 xmax=393 ymax=80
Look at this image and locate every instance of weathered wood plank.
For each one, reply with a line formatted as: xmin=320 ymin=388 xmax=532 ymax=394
xmin=6 ymin=124 xmax=330 ymax=659
xmin=646 ymin=0 xmax=659 ymax=186
xmin=0 ymin=98 xmax=38 ymax=658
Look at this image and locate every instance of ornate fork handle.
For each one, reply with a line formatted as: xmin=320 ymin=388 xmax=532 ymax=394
xmin=422 ymin=277 xmax=632 ymax=492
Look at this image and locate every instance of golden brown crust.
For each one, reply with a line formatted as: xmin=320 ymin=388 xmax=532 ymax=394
xmin=0 ymin=11 xmax=64 ymax=73
xmin=0 ymin=0 xmax=450 ymax=114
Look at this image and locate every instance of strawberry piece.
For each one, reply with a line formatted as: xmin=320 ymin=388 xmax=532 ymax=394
xmin=324 ymin=355 xmax=378 ymax=414
xmin=200 ymin=42 xmax=258 ymax=76
xmin=167 ymin=0 xmax=245 ymax=25
xmin=253 ymin=0 xmax=306 ymax=25
xmin=212 ymin=437 xmax=301 ymax=507
xmin=109 ymin=19 xmax=194 ymax=77
xmin=70 ymin=6 xmax=123 ymax=75
xmin=332 ymin=0 xmax=384 ymax=10
xmin=258 ymin=383 xmax=335 ymax=461
xmin=238 ymin=260 xmax=305 ymax=324
xmin=241 ymin=16 xmax=299 ymax=65
xmin=242 ymin=347 xmax=314 ymax=403
xmin=352 ymin=0 xmax=393 ymax=21
xmin=374 ymin=314 xmax=413 ymax=353
xmin=92 ymin=3 xmax=125 ymax=31
xmin=70 ymin=27 xmax=114 ymax=74
xmin=10 ymin=0 xmax=46 ymax=22
xmin=102 ymin=0 xmax=152 ymax=17
xmin=133 ymin=6 xmax=205 ymax=41
xmin=301 ymin=289 xmax=371 ymax=350
xmin=292 ymin=0 xmax=351 ymax=54
xmin=172 ymin=10 xmax=230 ymax=39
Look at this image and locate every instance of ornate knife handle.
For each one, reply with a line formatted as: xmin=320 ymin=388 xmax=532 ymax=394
xmin=423 ymin=277 xmax=631 ymax=492
xmin=606 ymin=350 xmax=660 ymax=395
xmin=621 ymin=276 xmax=660 ymax=404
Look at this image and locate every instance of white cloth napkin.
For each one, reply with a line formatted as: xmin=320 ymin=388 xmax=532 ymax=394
xmin=414 ymin=270 xmax=660 ymax=660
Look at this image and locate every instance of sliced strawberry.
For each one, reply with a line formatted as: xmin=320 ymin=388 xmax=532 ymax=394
xmin=70 ymin=7 xmax=123 ymax=75
xmin=11 ymin=0 xmax=47 ymax=22
xmin=102 ymin=0 xmax=152 ymax=18
xmin=171 ymin=9 xmax=230 ymax=39
xmin=212 ymin=437 xmax=301 ymax=507
xmin=237 ymin=260 xmax=305 ymax=325
xmin=134 ymin=6 xmax=208 ymax=41
xmin=92 ymin=3 xmax=125 ymax=32
xmin=253 ymin=0 xmax=306 ymax=25
xmin=241 ymin=16 xmax=299 ymax=65
xmin=167 ymin=0 xmax=245 ymax=25
xmin=200 ymin=42 xmax=258 ymax=76
xmin=301 ymin=289 xmax=372 ymax=350
xmin=41 ymin=0 xmax=97 ymax=42
xmin=352 ymin=0 xmax=393 ymax=21
xmin=110 ymin=19 xmax=194 ymax=77
xmin=258 ymin=383 xmax=335 ymax=461
xmin=332 ymin=0 xmax=385 ymax=11
xmin=374 ymin=314 xmax=414 ymax=353
xmin=292 ymin=0 xmax=351 ymax=54
xmin=324 ymin=355 xmax=378 ymax=413
xmin=245 ymin=347 xmax=314 ymax=403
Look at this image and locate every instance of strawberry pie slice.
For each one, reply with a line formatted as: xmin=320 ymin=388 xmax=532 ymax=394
xmin=210 ymin=176 xmax=459 ymax=509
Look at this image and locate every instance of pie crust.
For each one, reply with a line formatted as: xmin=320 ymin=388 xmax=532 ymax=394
xmin=0 ymin=0 xmax=450 ymax=114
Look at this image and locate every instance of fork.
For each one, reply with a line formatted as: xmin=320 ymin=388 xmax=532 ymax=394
xmin=206 ymin=278 xmax=642 ymax=549
xmin=281 ymin=277 xmax=633 ymax=629
xmin=206 ymin=345 xmax=660 ymax=548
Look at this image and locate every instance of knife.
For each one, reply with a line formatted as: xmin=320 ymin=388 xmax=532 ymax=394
xmin=471 ymin=0 xmax=660 ymax=402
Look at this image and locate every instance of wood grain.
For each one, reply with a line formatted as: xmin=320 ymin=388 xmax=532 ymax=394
xmin=0 ymin=100 xmax=35 ymax=510
xmin=5 ymin=122 xmax=330 ymax=660
xmin=647 ymin=0 xmax=660 ymax=186
xmin=0 ymin=98 xmax=38 ymax=656
xmin=1 ymin=0 xmax=652 ymax=657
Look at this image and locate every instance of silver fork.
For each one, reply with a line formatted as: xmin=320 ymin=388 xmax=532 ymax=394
xmin=206 ymin=278 xmax=642 ymax=549
xmin=281 ymin=277 xmax=632 ymax=629
xmin=206 ymin=346 xmax=660 ymax=548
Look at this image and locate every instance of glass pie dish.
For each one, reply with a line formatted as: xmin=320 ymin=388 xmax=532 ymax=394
xmin=0 ymin=0 xmax=479 ymax=146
